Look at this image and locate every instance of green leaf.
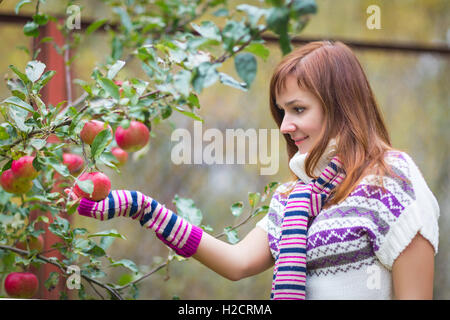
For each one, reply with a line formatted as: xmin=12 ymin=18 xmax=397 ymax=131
xmin=224 ymin=227 xmax=239 ymax=244
xmin=219 ymin=72 xmax=248 ymax=91
xmin=244 ymin=43 xmax=270 ymax=61
xmin=98 ymin=77 xmax=120 ymax=99
xmin=44 ymin=272 xmax=60 ymax=291
xmin=67 ymin=200 xmax=80 ymax=216
xmin=91 ymin=128 xmax=113 ymax=160
xmin=173 ymin=194 xmax=203 ymax=226
xmin=110 ymin=259 xmax=139 ymax=274
xmin=3 ymin=96 xmax=34 ymax=113
xmin=9 ymin=65 xmax=30 ymax=84
xmin=221 ymin=20 xmax=250 ymax=52
xmin=248 ymin=192 xmax=261 ymax=208
xmin=30 ymin=138 xmax=46 ymax=150
xmin=0 ymin=124 xmax=10 ymax=140
xmin=23 ymin=21 xmax=40 ymax=37
xmin=191 ymin=21 xmax=222 ymax=42
xmin=173 ymin=69 xmax=192 ymax=97
xmin=213 ymin=8 xmax=229 ymax=17
xmin=45 ymin=157 xmax=70 ymax=177
xmin=292 ymin=0 xmax=318 ymax=15
xmin=236 ymin=4 xmax=267 ymax=27
xmin=33 ymin=14 xmax=49 ymax=26
xmin=113 ymin=7 xmax=133 ymax=33
xmin=76 ymin=179 xmax=94 ymax=195
xmin=107 ymin=60 xmax=126 ymax=80
xmin=187 ymin=93 xmax=200 ymax=109
xmin=192 ymin=62 xmax=220 ymax=93
xmin=262 ymin=181 xmax=280 ymax=201
xmin=266 ymin=7 xmax=291 ymax=54
xmin=26 ymin=60 xmax=46 ymax=82
xmin=173 ymin=106 xmax=203 ymax=122
xmin=253 ymin=205 xmax=269 ymax=217
xmin=117 ymin=273 xmax=134 ymax=286
xmin=86 ymin=244 xmax=106 ymax=257
xmin=15 ymin=0 xmax=32 ymax=14
xmin=35 ymin=70 xmax=56 ymax=90
xmin=234 ymin=53 xmax=257 ymax=87
xmin=230 ymin=201 xmax=244 ymax=217
xmin=111 ymin=36 xmax=123 ymax=60
xmin=99 ymin=236 xmax=116 ymax=251
xmin=159 ymin=104 xmax=172 ymax=119
xmin=9 ymin=105 xmax=32 ymax=132
xmin=88 ymin=229 xmax=127 ymax=240
xmin=86 ymin=19 xmax=107 ymax=35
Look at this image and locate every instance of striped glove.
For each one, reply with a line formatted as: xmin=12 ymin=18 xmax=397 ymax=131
xmin=76 ymin=190 xmax=203 ymax=257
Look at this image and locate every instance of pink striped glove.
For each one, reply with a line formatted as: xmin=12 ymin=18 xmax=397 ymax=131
xmin=77 ymin=190 xmax=203 ymax=257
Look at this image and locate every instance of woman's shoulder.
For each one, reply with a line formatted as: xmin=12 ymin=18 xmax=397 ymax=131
xmin=361 ymin=149 xmax=427 ymax=189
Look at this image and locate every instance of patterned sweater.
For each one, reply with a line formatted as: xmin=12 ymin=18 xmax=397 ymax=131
xmin=257 ymin=151 xmax=439 ymax=299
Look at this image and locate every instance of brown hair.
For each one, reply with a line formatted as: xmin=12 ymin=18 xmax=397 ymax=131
xmin=270 ymin=40 xmax=393 ymax=205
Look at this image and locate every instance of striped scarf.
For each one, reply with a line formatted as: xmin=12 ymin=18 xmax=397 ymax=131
xmin=271 ymin=156 xmax=345 ymax=300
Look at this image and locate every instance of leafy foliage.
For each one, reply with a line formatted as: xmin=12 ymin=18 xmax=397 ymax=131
xmin=0 ymin=0 xmax=316 ymax=299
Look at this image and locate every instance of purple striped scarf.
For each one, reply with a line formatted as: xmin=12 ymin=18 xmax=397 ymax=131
xmin=271 ymin=156 xmax=345 ymax=300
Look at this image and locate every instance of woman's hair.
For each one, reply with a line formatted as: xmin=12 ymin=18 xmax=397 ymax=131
xmin=269 ymin=40 xmax=393 ymax=205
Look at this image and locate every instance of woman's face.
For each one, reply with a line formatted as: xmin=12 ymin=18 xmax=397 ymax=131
xmin=276 ymin=75 xmax=325 ymax=154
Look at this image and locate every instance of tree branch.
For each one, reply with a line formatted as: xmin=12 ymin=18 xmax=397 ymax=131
xmin=0 ymin=244 xmax=123 ymax=300
xmin=115 ymin=203 xmax=266 ymax=291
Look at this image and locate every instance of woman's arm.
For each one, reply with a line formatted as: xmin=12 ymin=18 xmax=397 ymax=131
xmin=392 ymin=232 xmax=435 ymax=299
xmin=193 ymin=226 xmax=274 ymax=281
xmin=71 ymin=189 xmax=275 ymax=281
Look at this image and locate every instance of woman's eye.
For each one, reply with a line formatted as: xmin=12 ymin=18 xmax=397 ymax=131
xmin=294 ymin=107 xmax=305 ymax=113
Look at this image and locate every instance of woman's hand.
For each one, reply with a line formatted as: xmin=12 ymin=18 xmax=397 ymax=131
xmin=64 ymin=188 xmax=80 ymax=201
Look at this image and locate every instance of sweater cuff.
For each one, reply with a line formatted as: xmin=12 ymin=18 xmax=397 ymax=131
xmin=77 ymin=198 xmax=97 ymax=218
xmin=157 ymin=224 xmax=203 ymax=258
xmin=375 ymin=201 xmax=439 ymax=270
xmin=177 ymin=225 xmax=203 ymax=257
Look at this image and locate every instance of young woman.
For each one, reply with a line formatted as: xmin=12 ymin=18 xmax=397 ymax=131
xmin=70 ymin=41 xmax=439 ymax=300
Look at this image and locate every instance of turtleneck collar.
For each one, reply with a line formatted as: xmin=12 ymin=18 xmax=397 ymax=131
xmin=289 ymin=139 xmax=338 ymax=183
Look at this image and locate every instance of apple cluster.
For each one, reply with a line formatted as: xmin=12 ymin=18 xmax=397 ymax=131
xmin=71 ymin=118 xmax=150 ymax=201
xmin=0 ymin=156 xmax=39 ymax=194
xmin=1 ymin=117 xmax=150 ymax=203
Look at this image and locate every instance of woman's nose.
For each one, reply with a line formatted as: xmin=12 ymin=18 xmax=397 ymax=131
xmin=280 ymin=117 xmax=296 ymax=134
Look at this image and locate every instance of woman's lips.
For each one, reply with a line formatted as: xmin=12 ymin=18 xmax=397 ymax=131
xmin=294 ymin=136 xmax=309 ymax=145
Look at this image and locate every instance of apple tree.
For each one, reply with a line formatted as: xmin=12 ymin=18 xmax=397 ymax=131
xmin=0 ymin=0 xmax=317 ymax=299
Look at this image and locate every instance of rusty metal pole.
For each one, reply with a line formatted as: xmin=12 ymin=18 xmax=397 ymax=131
xmin=30 ymin=19 xmax=72 ymax=300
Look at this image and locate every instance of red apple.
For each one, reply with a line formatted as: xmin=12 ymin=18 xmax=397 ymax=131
xmin=114 ymin=81 xmax=124 ymax=95
xmin=15 ymin=234 xmax=44 ymax=252
xmin=63 ymin=153 xmax=84 ymax=176
xmin=0 ymin=169 xmax=33 ymax=194
xmin=11 ymin=156 xmax=39 ymax=180
xmin=111 ymin=147 xmax=128 ymax=166
xmin=115 ymin=121 xmax=150 ymax=152
xmin=4 ymin=272 xmax=39 ymax=299
xmin=80 ymin=120 xmax=113 ymax=145
xmin=73 ymin=172 xmax=111 ymax=201
xmin=46 ymin=134 xmax=61 ymax=144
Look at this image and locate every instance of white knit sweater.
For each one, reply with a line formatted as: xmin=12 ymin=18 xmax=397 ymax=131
xmin=257 ymin=150 xmax=439 ymax=299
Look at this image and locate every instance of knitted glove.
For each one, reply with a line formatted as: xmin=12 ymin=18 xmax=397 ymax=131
xmin=76 ymin=190 xmax=203 ymax=257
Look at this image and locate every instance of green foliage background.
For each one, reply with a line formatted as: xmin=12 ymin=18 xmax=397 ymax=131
xmin=0 ymin=0 xmax=448 ymax=299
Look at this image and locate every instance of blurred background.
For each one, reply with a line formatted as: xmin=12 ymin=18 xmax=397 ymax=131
xmin=0 ymin=0 xmax=449 ymax=299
